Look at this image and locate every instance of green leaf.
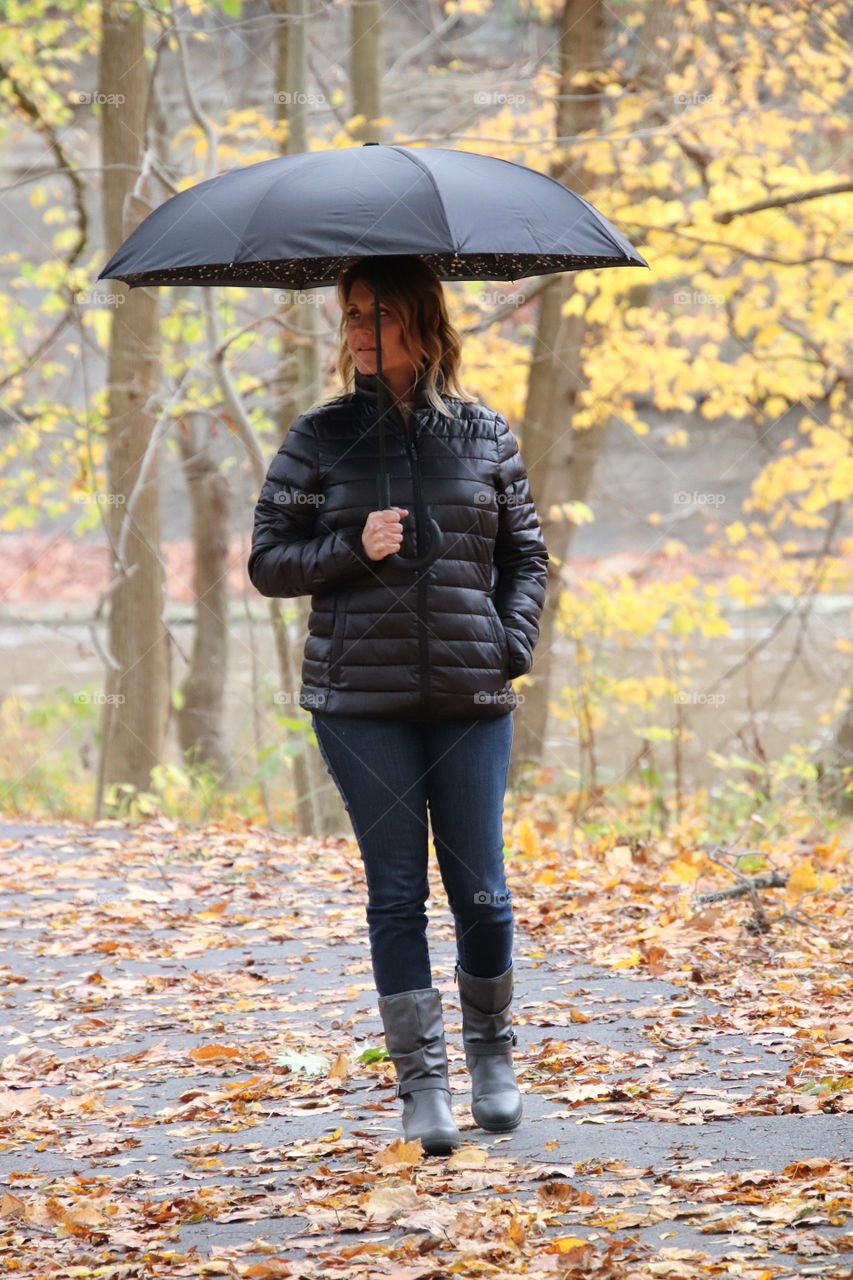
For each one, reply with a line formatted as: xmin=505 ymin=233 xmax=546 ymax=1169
xmin=357 ymin=1045 xmax=390 ymax=1064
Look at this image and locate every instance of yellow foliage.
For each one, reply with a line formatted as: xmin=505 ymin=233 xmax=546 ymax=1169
xmin=786 ymin=859 xmax=839 ymax=900
xmin=514 ymin=818 xmax=541 ymax=858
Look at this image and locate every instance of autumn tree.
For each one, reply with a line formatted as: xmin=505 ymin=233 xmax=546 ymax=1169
xmin=97 ymin=0 xmax=170 ymax=804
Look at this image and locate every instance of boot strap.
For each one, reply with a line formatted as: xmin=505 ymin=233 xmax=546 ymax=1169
xmin=464 ymin=1032 xmax=518 ymax=1056
xmin=397 ymin=1078 xmax=452 ymax=1098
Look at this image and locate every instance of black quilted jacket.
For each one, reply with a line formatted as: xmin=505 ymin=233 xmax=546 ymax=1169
xmin=248 ymin=370 xmax=549 ymax=720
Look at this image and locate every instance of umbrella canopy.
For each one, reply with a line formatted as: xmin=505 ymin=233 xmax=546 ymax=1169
xmin=98 ymin=143 xmax=648 ymax=569
xmin=98 ymin=143 xmax=647 ymax=289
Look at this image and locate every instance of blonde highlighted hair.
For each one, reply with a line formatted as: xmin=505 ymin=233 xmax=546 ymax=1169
xmin=330 ymin=255 xmax=476 ymax=416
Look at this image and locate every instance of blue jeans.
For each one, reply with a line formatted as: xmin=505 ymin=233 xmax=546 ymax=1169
xmin=311 ymin=711 xmax=515 ymax=996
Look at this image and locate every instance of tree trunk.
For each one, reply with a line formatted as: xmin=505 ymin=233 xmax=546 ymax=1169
xmin=270 ymin=0 xmax=349 ymax=835
xmin=509 ymin=0 xmax=608 ymax=785
xmin=175 ymin=413 xmax=231 ymax=778
xmin=350 ymin=0 xmax=382 ymax=142
xmin=826 ymin=691 xmax=853 ymax=814
xmin=97 ymin=1 xmax=169 ymax=807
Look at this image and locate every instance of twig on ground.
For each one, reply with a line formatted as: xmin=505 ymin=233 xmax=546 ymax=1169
xmin=696 ymin=871 xmax=789 ymax=903
xmin=702 ymin=851 xmax=776 ymax=932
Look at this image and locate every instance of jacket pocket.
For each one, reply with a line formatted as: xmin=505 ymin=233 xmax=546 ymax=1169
xmin=487 ymin=599 xmax=510 ymax=673
xmin=329 ymin=596 xmax=344 ymax=686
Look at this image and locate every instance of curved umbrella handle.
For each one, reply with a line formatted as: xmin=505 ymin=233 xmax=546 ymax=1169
xmin=388 ymin=514 xmax=442 ymax=570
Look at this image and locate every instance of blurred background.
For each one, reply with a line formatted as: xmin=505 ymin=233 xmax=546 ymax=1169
xmin=0 ymin=0 xmax=850 ymax=846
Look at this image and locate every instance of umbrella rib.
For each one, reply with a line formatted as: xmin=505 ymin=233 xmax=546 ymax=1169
xmin=389 ymin=145 xmax=458 ymax=257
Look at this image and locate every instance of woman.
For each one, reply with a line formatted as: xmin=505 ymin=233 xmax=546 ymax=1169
xmin=249 ymin=255 xmax=548 ymax=1155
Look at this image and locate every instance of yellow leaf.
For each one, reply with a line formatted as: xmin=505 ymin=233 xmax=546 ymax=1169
xmin=786 ymin=859 xmax=818 ymax=897
xmin=515 ymin=818 xmax=540 ymax=857
xmin=562 ymin=292 xmax=586 ymax=317
xmin=550 ymin=1235 xmax=590 ymax=1252
xmin=447 ymin=1145 xmax=489 ymax=1169
xmin=663 ymin=857 xmax=701 ymax=884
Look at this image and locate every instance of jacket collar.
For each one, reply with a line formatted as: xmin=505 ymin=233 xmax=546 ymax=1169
xmin=353 ymin=368 xmax=432 ymax=417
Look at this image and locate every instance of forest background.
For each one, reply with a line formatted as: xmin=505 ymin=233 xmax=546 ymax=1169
xmin=0 ymin=0 xmax=851 ymax=863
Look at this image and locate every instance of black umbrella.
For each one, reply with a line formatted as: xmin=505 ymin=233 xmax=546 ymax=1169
xmin=99 ymin=142 xmax=648 ymax=569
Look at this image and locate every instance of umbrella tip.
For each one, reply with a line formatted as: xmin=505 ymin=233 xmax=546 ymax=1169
xmin=362 ymin=141 xmax=380 ymax=145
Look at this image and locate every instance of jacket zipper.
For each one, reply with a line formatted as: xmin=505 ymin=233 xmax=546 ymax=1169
xmin=400 ymin=413 xmax=430 ymax=714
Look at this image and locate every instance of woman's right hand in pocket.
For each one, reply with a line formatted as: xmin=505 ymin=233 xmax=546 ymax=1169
xmin=361 ymin=507 xmax=409 ymax=560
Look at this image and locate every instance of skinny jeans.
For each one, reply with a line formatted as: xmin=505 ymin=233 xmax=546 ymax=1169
xmin=311 ymin=710 xmax=514 ymax=996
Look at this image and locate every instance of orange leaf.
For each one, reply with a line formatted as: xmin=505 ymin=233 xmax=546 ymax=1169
xmin=0 ymin=1192 xmax=26 ymax=1219
xmin=328 ymin=1053 xmax=349 ymax=1080
xmin=376 ymin=1137 xmax=423 ymax=1166
xmin=189 ymin=1044 xmax=240 ymax=1062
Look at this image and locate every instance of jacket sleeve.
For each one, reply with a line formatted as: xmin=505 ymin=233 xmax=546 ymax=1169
xmin=248 ymin=413 xmax=374 ymax=599
xmin=493 ymin=413 xmax=550 ymax=678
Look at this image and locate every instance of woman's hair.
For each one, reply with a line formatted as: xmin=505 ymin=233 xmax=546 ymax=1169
xmin=329 ymin=255 xmax=476 ymax=416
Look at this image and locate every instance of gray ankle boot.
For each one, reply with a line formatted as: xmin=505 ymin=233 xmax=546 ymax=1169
xmin=455 ymin=961 xmax=523 ymax=1132
xmin=377 ymin=987 xmax=461 ymax=1155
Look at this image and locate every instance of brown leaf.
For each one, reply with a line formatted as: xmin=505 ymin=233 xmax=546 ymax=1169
xmin=362 ymin=1185 xmax=421 ymax=1223
xmin=783 ymin=1157 xmax=834 ymax=1178
xmin=536 ymin=1181 xmax=596 ymax=1208
xmin=0 ymin=1087 xmax=42 ymax=1117
xmin=375 ymin=1137 xmax=423 ymax=1166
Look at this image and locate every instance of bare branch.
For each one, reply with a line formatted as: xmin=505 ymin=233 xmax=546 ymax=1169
xmin=715 ymin=183 xmax=853 ymax=223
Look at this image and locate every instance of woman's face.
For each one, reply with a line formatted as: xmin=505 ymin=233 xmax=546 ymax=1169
xmin=344 ymin=279 xmax=415 ymax=380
